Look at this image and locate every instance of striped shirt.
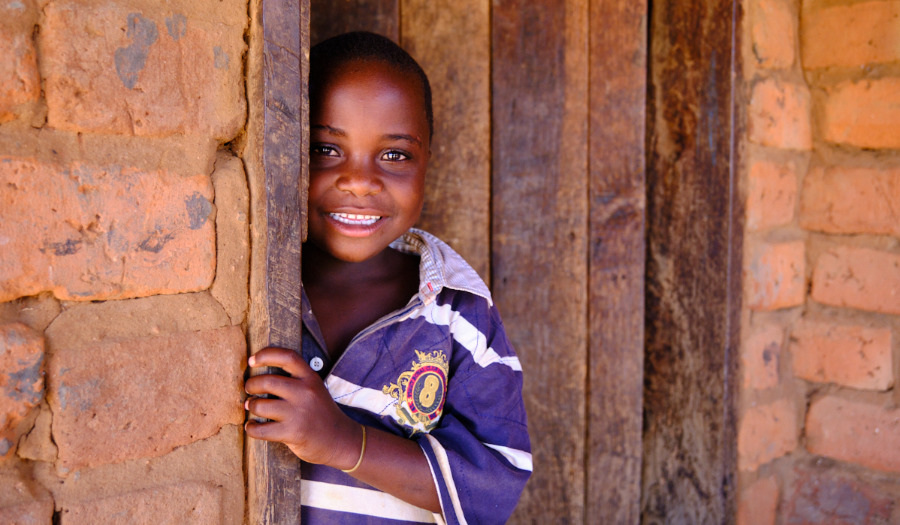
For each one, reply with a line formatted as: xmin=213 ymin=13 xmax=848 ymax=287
xmin=300 ymin=229 xmax=532 ymax=524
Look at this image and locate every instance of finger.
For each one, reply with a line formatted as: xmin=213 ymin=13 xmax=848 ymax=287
xmin=249 ymin=347 xmax=315 ymax=378
xmin=245 ymin=419 xmax=288 ymax=442
xmin=245 ymin=397 xmax=290 ymax=422
xmin=244 ymin=374 xmax=322 ymax=404
xmin=245 ymin=374 xmax=308 ymax=400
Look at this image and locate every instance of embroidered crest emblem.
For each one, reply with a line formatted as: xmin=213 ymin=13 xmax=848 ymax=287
xmin=383 ymin=350 xmax=449 ymax=434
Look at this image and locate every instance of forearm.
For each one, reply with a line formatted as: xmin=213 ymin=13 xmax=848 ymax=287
xmin=333 ymin=424 xmax=441 ymax=513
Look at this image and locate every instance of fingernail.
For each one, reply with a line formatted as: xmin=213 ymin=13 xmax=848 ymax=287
xmin=248 ymin=355 xmax=256 ymax=366
xmin=244 ymin=399 xmax=249 ymax=410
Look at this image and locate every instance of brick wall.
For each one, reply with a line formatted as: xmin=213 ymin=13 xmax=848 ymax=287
xmin=0 ymin=1 xmax=249 ymax=523
xmin=739 ymin=0 xmax=900 ymax=523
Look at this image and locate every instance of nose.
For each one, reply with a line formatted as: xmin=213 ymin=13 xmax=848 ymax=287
xmin=335 ymin=161 xmax=383 ymax=197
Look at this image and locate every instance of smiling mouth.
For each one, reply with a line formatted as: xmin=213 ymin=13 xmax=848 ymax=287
xmin=329 ymin=212 xmax=383 ymax=226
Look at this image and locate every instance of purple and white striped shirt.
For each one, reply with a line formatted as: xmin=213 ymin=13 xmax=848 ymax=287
xmin=299 ymin=229 xmax=532 ymax=524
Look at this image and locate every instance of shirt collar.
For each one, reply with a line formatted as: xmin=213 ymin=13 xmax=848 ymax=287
xmin=390 ymin=228 xmax=493 ymax=307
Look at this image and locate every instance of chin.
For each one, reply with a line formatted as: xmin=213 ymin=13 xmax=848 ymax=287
xmin=338 ymin=252 xmax=378 ymax=263
xmin=328 ymin=246 xmax=385 ymax=263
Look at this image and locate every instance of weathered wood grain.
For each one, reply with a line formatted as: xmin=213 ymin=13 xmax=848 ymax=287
xmin=310 ymin=0 xmax=398 ymax=44
xmin=245 ymin=0 xmax=309 ymax=523
xmin=642 ymin=0 xmax=742 ymax=522
xmin=402 ymin=0 xmax=491 ymax=282
xmin=492 ymin=1 xmax=589 ymax=522
xmin=587 ymin=0 xmax=648 ymax=522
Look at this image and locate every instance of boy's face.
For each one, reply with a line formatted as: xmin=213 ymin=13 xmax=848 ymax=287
xmin=308 ymin=60 xmax=430 ymax=263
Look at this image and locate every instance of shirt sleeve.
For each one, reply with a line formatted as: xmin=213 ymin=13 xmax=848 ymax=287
xmin=416 ymin=292 xmax=532 ymax=525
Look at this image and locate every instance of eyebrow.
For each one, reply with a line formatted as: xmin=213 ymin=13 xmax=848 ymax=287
xmin=311 ymin=124 xmax=346 ymax=137
xmin=384 ymin=134 xmax=423 ymax=148
xmin=311 ymin=125 xmax=423 ymax=148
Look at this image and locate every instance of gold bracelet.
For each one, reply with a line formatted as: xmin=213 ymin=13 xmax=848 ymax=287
xmin=341 ymin=425 xmax=367 ymax=474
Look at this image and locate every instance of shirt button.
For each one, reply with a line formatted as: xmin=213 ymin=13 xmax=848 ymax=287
xmin=310 ymin=356 xmax=324 ymax=372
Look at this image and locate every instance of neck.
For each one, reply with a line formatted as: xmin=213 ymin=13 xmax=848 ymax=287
xmin=302 ymin=242 xmax=403 ymax=287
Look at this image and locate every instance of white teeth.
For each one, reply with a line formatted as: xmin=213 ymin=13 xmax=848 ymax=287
xmin=330 ymin=213 xmax=381 ymax=226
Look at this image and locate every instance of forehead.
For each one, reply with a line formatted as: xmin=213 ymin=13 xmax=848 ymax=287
xmin=312 ymin=60 xmax=430 ymax=146
xmin=314 ymin=60 xmax=426 ymax=114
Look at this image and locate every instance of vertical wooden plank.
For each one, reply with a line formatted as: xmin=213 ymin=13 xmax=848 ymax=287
xmin=401 ymin=0 xmax=491 ymax=281
xmin=492 ymin=1 xmax=589 ymax=522
xmin=587 ymin=0 xmax=647 ymax=522
xmin=245 ymin=0 xmax=309 ymax=523
xmin=310 ymin=0 xmax=398 ymax=44
xmin=642 ymin=0 xmax=742 ymax=522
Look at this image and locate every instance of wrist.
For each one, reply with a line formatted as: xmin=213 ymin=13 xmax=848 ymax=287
xmin=341 ymin=424 xmax=367 ymax=473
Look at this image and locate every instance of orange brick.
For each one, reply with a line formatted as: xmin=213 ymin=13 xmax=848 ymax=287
xmin=749 ymin=0 xmax=796 ymax=70
xmin=785 ymin=465 xmax=894 ymax=524
xmin=749 ymin=78 xmax=812 ymax=150
xmin=41 ymin=2 xmax=246 ymax=140
xmin=746 ymin=159 xmax=798 ymax=231
xmin=0 ymin=467 xmax=54 ymax=522
xmin=806 ymin=396 xmax=900 ymax=473
xmin=0 ymin=293 xmax=61 ymax=333
xmin=811 ymin=245 xmax=900 ymax=316
xmin=0 ymin=30 xmax=39 ymax=121
xmin=0 ymin=156 xmax=215 ymax=302
xmin=0 ymin=323 xmax=43 ymax=460
xmin=210 ymin=153 xmax=250 ymax=325
xmin=0 ymin=501 xmax=54 ymax=525
xmin=738 ymin=399 xmax=798 ymax=471
xmin=745 ymin=241 xmax=806 ymax=311
xmin=801 ymin=1 xmax=900 ymax=69
xmin=737 ymin=476 xmax=778 ymax=525
xmin=800 ymin=165 xmax=900 ymax=237
xmin=59 ymin=482 xmax=222 ymax=524
xmin=44 ymin=293 xmax=231 ymax=345
xmin=742 ymin=324 xmax=782 ymax=390
xmin=790 ymin=321 xmax=893 ymax=391
xmin=0 ymin=0 xmax=35 ymax=22
xmin=48 ymin=326 xmax=244 ymax=471
xmin=822 ymin=78 xmax=900 ymax=149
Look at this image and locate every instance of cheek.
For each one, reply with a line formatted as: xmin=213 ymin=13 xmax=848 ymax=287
xmin=404 ymin=180 xmax=426 ymax=215
xmin=307 ymin=173 xmax=330 ymax=206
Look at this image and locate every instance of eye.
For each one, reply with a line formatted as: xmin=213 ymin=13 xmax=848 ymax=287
xmin=381 ymin=150 xmax=409 ymax=162
xmin=311 ymin=144 xmax=339 ymax=157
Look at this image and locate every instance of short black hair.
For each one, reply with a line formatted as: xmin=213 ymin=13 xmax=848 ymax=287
xmin=309 ymin=31 xmax=434 ymax=140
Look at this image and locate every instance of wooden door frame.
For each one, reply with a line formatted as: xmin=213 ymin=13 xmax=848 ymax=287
xmin=245 ymin=0 xmax=309 ymax=523
xmin=243 ymin=0 xmax=744 ymax=521
xmin=642 ymin=0 xmax=743 ymax=521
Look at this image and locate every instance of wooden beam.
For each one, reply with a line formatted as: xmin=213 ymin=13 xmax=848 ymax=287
xmin=245 ymin=0 xmax=309 ymax=523
xmin=402 ymin=0 xmax=491 ymax=282
xmin=587 ymin=0 xmax=647 ymax=522
xmin=310 ymin=0 xmax=398 ymax=44
xmin=642 ymin=0 xmax=742 ymax=521
xmin=492 ymin=1 xmax=589 ymax=522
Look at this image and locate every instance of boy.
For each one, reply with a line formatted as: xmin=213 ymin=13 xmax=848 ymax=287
xmin=244 ymin=32 xmax=531 ymax=524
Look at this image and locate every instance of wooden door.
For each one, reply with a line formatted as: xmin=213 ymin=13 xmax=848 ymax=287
xmin=307 ymin=1 xmax=647 ymax=523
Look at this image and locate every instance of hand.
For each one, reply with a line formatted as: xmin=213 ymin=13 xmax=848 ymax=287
xmin=244 ymin=347 xmax=362 ymax=469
